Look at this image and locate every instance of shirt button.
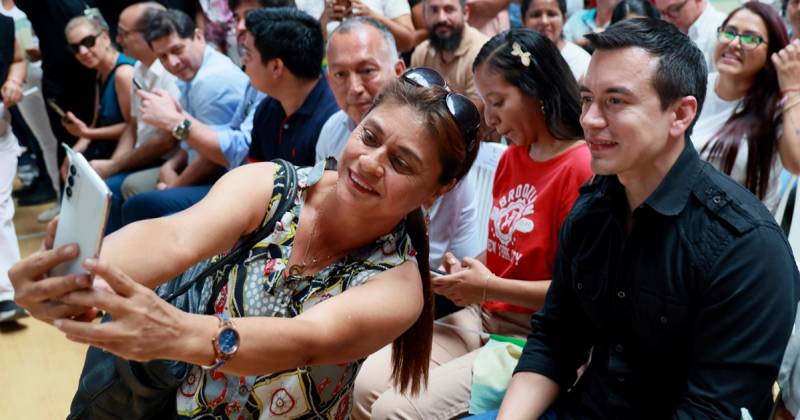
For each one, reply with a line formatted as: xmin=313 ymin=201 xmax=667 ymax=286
xmin=617 ymin=291 xmax=626 ymax=299
xmin=576 ymin=282 xmax=583 ymax=290
xmin=660 ymin=316 xmax=668 ymax=324
xmin=712 ymin=195 xmax=722 ymax=204
xmin=615 ymin=344 xmax=623 ymax=353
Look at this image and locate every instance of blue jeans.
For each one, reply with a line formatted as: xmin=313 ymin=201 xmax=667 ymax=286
xmin=104 ymin=171 xmax=130 ymax=234
xmin=465 ymin=409 xmax=557 ymax=420
xmin=121 ymin=185 xmax=212 ymax=226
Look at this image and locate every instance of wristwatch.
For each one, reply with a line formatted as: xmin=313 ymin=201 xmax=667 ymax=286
xmin=202 ymin=313 xmax=240 ymax=371
xmin=172 ymin=118 xmax=191 ymax=141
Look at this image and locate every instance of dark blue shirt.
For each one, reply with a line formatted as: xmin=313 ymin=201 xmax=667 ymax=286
xmin=516 ymin=140 xmax=800 ymax=419
xmin=248 ymin=77 xmax=339 ymax=167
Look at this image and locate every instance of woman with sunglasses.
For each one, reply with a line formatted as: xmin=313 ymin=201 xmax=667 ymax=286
xmin=693 ymin=2 xmax=800 ymax=214
xmin=353 ymin=29 xmax=592 ymax=419
xmin=61 ymin=16 xmax=135 ymax=162
xmin=9 ymin=71 xmax=481 ymax=418
xmin=521 ymin=0 xmax=591 ymax=81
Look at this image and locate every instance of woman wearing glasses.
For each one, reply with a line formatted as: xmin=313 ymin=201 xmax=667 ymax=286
xmin=353 ymin=29 xmax=592 ymax=419
xmin=61 ymin=16 xmax=134 ymax=162
xmin=693 ymin=1 xmax=800 ymax=213
xmin=9 ymin=71 xmax=481 ymax=418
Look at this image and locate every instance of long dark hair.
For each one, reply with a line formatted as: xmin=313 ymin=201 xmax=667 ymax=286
xmin=703 ymin=2 xmax=789 ymax=200
xmin=367 ymin=79 xmax=478 ymax=395
xmin=472 ymin=28 xmax=583 ymax=141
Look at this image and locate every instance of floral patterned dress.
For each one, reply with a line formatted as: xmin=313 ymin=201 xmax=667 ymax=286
xmin=176 ymin=162 xmax=416 ymax=419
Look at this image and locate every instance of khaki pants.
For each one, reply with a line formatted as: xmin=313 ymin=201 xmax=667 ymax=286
xmin=353 ymin=305 xmax=531 ymax=420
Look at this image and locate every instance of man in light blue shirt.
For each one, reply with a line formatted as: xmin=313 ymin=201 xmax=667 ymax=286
xmin=115 ymin=8 xmax=252 ymax=229
xmin=318 ymin=18 xmax=481 ymax=303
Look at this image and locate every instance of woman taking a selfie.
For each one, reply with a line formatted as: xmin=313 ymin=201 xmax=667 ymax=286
xmin=9 ymin=67 xmax=480 ymax=418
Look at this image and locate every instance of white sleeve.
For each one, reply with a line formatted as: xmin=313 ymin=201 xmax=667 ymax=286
xmin=381 ymin=0 xmax=411 ymax=19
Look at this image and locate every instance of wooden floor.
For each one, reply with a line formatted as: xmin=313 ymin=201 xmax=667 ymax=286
xmin=2 ymin=187 xmax=88 ymax=419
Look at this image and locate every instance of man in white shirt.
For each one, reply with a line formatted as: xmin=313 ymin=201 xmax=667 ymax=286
xmin=317 ymin=16 xmax=482 ymax=274
xmin=654 ymin=0 xmax=726 ymax=70
xmin=94 ymin=3 xmax=182 ymax=233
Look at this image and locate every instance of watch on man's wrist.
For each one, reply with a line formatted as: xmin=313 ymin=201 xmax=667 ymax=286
xmin=202 ymin=312 xmax=240 ymax=371
xmin=172 ymin=118 xmax=191 ymax=141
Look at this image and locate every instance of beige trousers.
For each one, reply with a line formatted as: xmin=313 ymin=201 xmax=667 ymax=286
xmin=353 ymin=305 xmax=531 ymax=420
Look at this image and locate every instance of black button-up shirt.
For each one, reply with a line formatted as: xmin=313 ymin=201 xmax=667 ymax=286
xmin=516 ymin=141 xmax=800 ymax=419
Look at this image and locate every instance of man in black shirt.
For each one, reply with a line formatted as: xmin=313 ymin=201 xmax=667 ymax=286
xmin=498 ymin=18 xmax=800 ymax=419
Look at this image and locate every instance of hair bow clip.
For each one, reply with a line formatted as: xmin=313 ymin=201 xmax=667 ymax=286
xmin=511 ymin=42 xmax=531 ymax=67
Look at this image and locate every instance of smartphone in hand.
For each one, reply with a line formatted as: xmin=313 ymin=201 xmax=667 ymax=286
xmin=51 ymin=145 xmax=112 ymax=277
xmin=46 ymin=99 xmax=66 ymax=118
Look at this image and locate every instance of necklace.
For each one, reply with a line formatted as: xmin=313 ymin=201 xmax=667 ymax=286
xmin=287 ymin=188 xmax=338 ymax=277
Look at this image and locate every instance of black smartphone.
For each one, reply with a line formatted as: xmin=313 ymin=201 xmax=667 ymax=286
xmin=431 ymin=268 xmax=446 ymax=277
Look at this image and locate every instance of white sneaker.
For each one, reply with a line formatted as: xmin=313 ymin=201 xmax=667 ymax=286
xmin=37 ymin=203 xmax=60 ymax=223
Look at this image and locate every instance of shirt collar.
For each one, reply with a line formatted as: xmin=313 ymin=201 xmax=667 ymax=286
xmin=689 ymin=3 xmax=717 ymax=38
xmin=642 ymin=139 xmax=703 ymax=216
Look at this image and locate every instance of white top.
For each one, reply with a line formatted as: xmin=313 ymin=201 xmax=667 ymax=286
xmin=315 ymin=110 xmax=482 ymax=266
xmin=693 ymin=72 xmax=784 ymax=213
xmin=560 ymin=41 xmax=591 ymax=81
xmin=321 ymin=0 xmax=411 ymax=34
xmin=132 ymin=60 xmax=181 ymax=149
xmin=0 ymin=4 xmax=25 ymax=20
xmin=688 ymin=3 xmax=726 ymax=72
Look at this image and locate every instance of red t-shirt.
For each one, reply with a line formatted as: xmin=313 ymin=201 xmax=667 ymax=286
xmin=484 ymin=143 xmax=593 ymax=313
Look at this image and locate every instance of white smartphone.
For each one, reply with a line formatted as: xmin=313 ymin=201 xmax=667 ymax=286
xmin=51 ymin=145 xmax=112 ymax=277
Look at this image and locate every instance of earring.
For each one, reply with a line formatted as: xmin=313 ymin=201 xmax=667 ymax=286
xmin=540 ymin=102 xmax=546 ymax=117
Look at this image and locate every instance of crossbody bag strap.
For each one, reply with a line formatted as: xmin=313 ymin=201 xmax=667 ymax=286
xmin=162 ymin=159 xmax=298 ymax=304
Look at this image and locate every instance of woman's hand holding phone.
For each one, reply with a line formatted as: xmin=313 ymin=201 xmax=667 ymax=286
xmin=7 ymin=218 xmax=98 ymax=323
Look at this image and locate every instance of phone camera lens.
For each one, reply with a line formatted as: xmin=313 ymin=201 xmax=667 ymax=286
xmin=68 ymin=176 xmax=75 ymax=187
xmin=66 ymin=186 xmax=72 ymax=198
xmin=69 ymin=165 xmax=77 ymax=176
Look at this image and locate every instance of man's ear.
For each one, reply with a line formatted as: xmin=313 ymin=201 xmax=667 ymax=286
xmin=422 ymin=179 xmax=457 ymax=209
xmin=463 ymin=3 xmax=471 ymax=21
xmin=269 ymin=57 xmax=285 ymax=78
xmin=669 ymin=96 xmax=698 ymax=140
xmin=394 ymin=59 xmax=406 ymax=76
xmin=194 ymin=28 xmax=205 ymax=43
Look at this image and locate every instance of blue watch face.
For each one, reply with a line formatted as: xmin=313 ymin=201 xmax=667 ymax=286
xmin=218 ymin=328 xmax=239 ymax=354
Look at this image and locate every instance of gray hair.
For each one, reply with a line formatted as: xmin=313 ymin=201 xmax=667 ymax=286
xmin=328 ymin=17 xmax=399 ymax=63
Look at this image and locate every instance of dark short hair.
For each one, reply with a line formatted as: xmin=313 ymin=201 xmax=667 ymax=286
xmin=228 ymin=0 xmax=296 ymax=11
xmin=424 ymin=0 xmax=467 ymax=8
xmin=473 ymin=28 xmax=583 ymax=141
xmin=245 ymin=7 xmax=323 ymax=80
xmin=143 ymin=9 xmax=196 ymax=46
xmin=610 ymin=0 xmax=661 ymax=24
xmin=521 ymin=0 xmax=567 ymax=19
xmin=586 ymin=18 xmax=707 ymax=135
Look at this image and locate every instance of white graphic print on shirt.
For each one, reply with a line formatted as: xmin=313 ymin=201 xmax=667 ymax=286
xmin=488 ymin=183 xmax=536 ymax=265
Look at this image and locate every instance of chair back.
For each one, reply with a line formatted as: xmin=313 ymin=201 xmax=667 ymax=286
xmin=467 ymin=142 xmax=507 ymax=248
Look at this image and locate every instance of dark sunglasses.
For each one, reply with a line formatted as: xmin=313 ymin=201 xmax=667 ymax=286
xmin=400 ymin=67 xmax=480 ymax=152
xmin=67 ymin=33 xmax=102 ymax=55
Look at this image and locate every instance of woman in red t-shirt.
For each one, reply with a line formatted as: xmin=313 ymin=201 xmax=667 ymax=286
xmin=353 ymin=29 xmax=594 ymax=418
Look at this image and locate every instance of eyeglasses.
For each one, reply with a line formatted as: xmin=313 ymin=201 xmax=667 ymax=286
xmin=657 ymin=0 xmax=689 ymax=18
xmin=67 ymin=33 xmax=102 ymax=55
xmin=717 ymin=27 xmax=767 ymax=49
xmin=400 ymin=67 xmax=480 ymax=152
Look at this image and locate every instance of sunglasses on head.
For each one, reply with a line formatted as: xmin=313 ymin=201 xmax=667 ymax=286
xmin=400 ymin=67 xmax=480 ymax=153
xmin=67 ymin=33 xmax=102 ymax=55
